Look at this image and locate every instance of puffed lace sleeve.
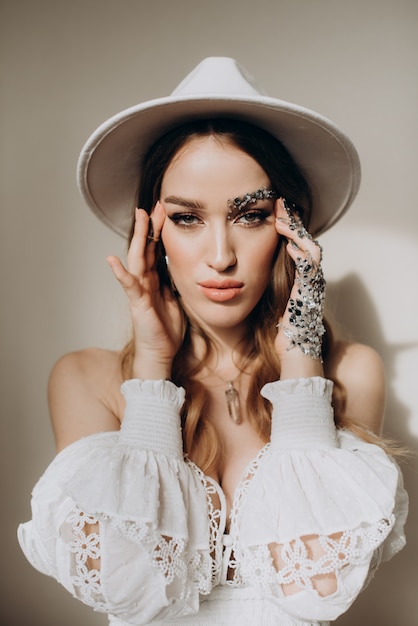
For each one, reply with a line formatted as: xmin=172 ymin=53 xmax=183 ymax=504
xmin=235 ymin=377 xmax=408 ymax=623
xmin=18 ymin=380 xmax=212 ymax=625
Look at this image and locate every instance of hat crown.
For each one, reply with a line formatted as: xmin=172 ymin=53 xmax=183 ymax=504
xmin=170 ymin=56 xmax=266 ymax=98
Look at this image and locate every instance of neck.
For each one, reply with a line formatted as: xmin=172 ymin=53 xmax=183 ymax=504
xmin=185 ymin=322 xmax=255 ymax=427
xmin=189 ymin=323 xmax=251 ymax=370
xmin=188 ymin=339 xmax=255 ymax=396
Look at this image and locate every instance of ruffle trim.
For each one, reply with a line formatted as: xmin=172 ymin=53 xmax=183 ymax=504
xmin=61 ymin=433 xmax=207 ymax=542
xmin=121 ymin=378 xmax=186 ymax=408
xmin=261 ymin=377 xmax=334 ymax=402
xmin=237 ymin=429 xmax=400 ymax=546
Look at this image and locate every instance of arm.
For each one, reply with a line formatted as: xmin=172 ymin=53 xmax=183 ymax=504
xmin=106 ymin=202 xmax=184 ymax=382
xmin=326 ymin=340 xmax=386 ymax=434
xmin=275 ymin=198 xmax=386 ymax=435
xmin=50 ymin=203 xmax=183 ymax=453
xmin=247 ymin=202 xmax=407 ymax=620
xmin=234 ymin=375 xmax=407 ymax=623
xmin=18 ymin=205 xmax=209 ymax=623
xmin=48 ymin=348 xmax=122 ymax=452
xmin=19 ymin=373 xmax=211 ymax=624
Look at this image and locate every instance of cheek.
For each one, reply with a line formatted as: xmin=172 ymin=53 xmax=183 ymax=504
xmin=162 ymin=236 xmax=195 ymax=279
xmin=249 ymin=237 xmax=282 ymax=293
xmin=250 ymin=233 xmax=281 ymax=270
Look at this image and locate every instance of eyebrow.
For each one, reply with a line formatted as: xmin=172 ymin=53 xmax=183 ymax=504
xmin=228 ymin=188 xmax=277 ymax=211
xmin=163 ymin=195 xmax=205 ymax=209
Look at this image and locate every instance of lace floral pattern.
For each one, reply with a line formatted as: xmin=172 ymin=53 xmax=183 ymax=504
xmin=238 ymin=544 xmax=277 ymax=589
xmin=190 ymin=443 xmax=395 ymax=598
xmin=109 ymin=516 xmax=212 ymax=600
xmin=227 ymin=444 xmax=271 ymax=586
xmin=186 ymin=459 xmax=224 ymax=590
xmin=18 ymin=376 xmax=406 ymax=625
xmin=57 ymin=435 xmax=398 ymax=620
xmin=65 ymin=507 xmax=108 ymax=610
xmin=237 ymin=518 xmax=394 ymax=595
xmin=63 ymin=444 xmax=395 ymax=611
xmin=114 ymin=519 xmax=188 ymax=587
xmin=64 ymin=503 xmax=214 ymax=610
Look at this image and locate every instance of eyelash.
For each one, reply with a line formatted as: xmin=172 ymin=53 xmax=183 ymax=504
xmin=168 ymin=213 xmax=201 ymax=228
xmin=236 ymin=209 xmax=271 ymax=227
xmin=168 ymin=209 xmax=271 ymax=229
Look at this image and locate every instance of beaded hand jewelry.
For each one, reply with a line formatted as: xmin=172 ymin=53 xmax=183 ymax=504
xmin=279 ymin=201 xmax=326 ymax=362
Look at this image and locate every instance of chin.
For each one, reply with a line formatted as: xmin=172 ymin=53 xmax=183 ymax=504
xmin=184 ymin=305 xmax=253 ymax=332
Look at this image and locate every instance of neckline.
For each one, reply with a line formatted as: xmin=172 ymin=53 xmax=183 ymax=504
xmin=190 ymin=443 xmax=270 ymax=535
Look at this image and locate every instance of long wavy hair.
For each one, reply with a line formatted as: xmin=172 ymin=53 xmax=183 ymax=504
xmin=120 ymin=118 xmax=393 ymax=472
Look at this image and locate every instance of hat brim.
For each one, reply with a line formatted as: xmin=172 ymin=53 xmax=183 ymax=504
xmin=77 ymin=93 xmax=361 ymax=238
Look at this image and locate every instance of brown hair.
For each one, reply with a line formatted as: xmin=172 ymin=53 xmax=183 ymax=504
xmin=120 ymin=119 xmax=398 ymax=471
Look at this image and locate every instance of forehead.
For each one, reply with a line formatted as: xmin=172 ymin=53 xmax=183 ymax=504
xmin=161 ymin=135 xmax=270 ymax=195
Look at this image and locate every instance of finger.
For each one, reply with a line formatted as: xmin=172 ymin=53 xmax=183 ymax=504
xmin=275 ymin=198 xmax=322 ymax=264
xmin=284 ymin=235 xmax=322 ymax=267
xmin=274 ymin=197 xmax=289 ymax=224
xmin=285 ymin=239 xmax=305 ymax=264
xmin=275 ymin=198 xmax=305 ymax=236
xmin=127 ymin=208 xmax=150 ymax=277
xmin=107 ymin=256 xmax=139 ymax=292
xmin=150 ymin=201 xmax=166 ymax=238
xmin=144 ymin=201 xmax=165 ymax=267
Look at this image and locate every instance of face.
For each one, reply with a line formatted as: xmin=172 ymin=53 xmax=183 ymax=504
xmin=160 ymin=135 xmax=280 ymax=334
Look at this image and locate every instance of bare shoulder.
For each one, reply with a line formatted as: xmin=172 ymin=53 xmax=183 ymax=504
xmin=48 ymin=348 xmax=125 ymax=451
xmin=325 ymin=341 xmax=386 ymax=434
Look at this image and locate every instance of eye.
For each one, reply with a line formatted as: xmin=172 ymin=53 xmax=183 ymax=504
xmin=168 ymin=213 xmax=203 ymax=228
xmin=235 ymin=209 xmax=271 ymax=227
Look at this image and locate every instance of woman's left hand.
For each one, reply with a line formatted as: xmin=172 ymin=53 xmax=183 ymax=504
xmin=274 ymin=198 xmax=326 ymax=378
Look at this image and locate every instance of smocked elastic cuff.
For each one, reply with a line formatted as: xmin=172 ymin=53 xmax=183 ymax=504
xmin=119 ymin=379 xmax=185 ymax=459
xmin=261 ymin=377 xmax=337 ymax=451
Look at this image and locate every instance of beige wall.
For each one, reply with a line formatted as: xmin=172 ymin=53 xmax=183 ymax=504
xmin=2 ymin=1 xmax=417 ymax=624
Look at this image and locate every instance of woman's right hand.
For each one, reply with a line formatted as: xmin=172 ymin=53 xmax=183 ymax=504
xmin=107 ymin=202 xmax=184 ymax=380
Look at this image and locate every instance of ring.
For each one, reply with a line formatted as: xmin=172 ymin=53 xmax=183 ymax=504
xmin=147 ymin=235 xmax=160 ymax=242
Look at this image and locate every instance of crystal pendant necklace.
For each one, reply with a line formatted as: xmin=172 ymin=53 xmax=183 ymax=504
xmin=225 ymin=379 xmax=242 ymax=425
xmin=208 ymin=370 xmax=243 ymax=425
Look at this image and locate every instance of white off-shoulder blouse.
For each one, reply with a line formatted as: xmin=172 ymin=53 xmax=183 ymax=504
xmin=18 ymin=377 xmax=408 ymax=626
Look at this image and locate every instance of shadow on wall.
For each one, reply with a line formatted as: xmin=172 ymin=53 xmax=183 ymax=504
xmin=327 ymin=273 xmax=418 ymax=626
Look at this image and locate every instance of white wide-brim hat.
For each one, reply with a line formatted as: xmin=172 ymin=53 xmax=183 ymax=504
xmin=77 ymin=57 xmax=361 ymax=238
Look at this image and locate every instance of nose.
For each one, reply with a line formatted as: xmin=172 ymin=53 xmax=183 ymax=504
xmin=206 ymin=223 xmax=237 ymax=272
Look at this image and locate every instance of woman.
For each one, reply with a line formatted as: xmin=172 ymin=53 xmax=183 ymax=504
xmin=18 ymin=57 xmax=407 ymax=625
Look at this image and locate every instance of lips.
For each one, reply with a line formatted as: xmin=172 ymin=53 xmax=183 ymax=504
xmin=199 ymin=280 xmax=244 ymax=289
xmin=198 ymin=280 xmax=244 ymax=302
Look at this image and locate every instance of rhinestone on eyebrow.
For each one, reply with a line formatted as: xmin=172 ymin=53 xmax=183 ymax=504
xmin=227 ymin=187 xmax=277 ymax=218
